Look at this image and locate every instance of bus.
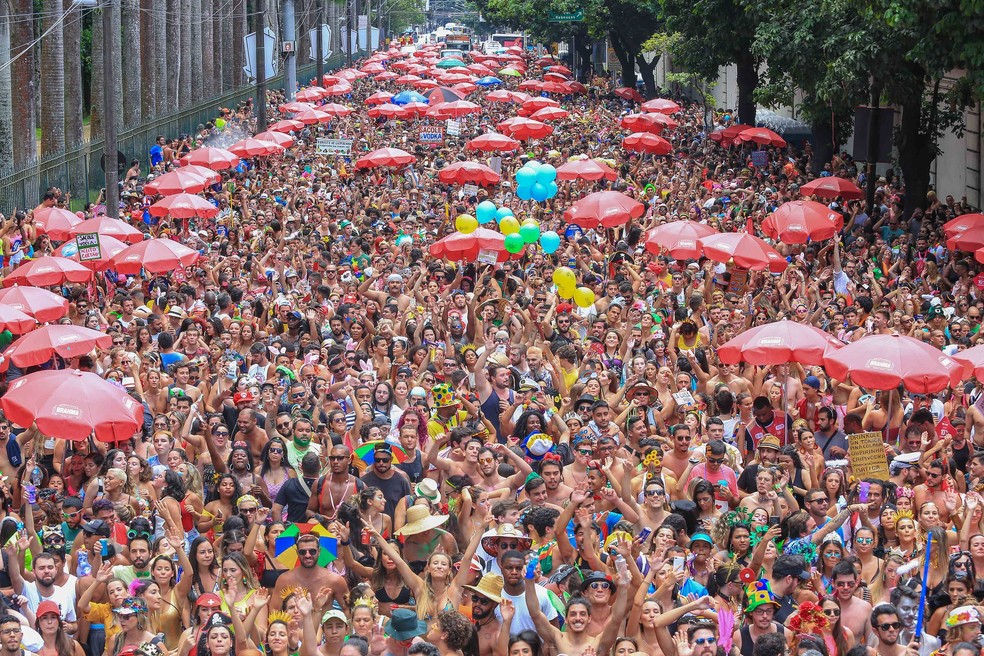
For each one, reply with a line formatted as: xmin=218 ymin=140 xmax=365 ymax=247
xmin=489 ymin=33 xmax=526 ymax=50
xmin=444 ymin=33 xmax=472 ymax=52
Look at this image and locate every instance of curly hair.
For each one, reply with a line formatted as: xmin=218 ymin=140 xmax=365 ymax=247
xmin=437 ymin=610 xmax=476 ymax=651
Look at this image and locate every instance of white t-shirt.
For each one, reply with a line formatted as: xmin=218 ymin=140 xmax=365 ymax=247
xmin=494 ymin=584 xmax=559 ymax=633
xmin=21 ymin=579 xmax=78 ymax=622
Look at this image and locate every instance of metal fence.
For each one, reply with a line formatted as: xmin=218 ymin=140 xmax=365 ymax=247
xmin=0 ymin=53 xmax=363 ymax=213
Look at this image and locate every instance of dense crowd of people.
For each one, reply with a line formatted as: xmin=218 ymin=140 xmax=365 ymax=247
xmin=0 ymin=35 xmax=982 ymax=656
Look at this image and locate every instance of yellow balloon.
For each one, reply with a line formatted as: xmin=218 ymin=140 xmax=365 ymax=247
xmin=499 ymin=215 xmax=520 ymax=236
xmin=456 ymin=214 xmax=478 ymax=234
xmin=574 ymin=286 xmax=596 ymax=308
xmin=557 ymin=283 xmax=575 ymax=300
xmin=552 ymin=266 xmax=576 ymax=288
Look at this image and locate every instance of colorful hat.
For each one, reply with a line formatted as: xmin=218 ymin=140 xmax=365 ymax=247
xmin=745 ymin=579 xmax=779 ymax=612
xmin=432 ymin=383 xmax=458 ymax=408
xmin=522 ymin=431 xmax=554 ymax=461
xmin=945 ymin=605 xmax=981 ymax=628
xmin=113 ymin=597 xmax=149 ymax=616
xmin=602 ymin=530 xmax=633 ymax=554
xmin=480 ymin=523 xmax=533 ymax=556
xmin=394 ymin=504 xmax=449 ymax=537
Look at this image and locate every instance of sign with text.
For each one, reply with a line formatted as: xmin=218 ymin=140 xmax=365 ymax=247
xmin=848 ymin=431 xmax=890 ymax=481
xmin=549 ymin=9 xmax=584 ymax=21
xmin=446 ymin=119 xmax=461 ymax=136
xmin=315 ymin=138 xmax=353 ymax=155
xmin=419 ymin=126 xmax=445 ymax=144
xmin=750 ymin=150 xmax=768 ymax=168
xmin=727 ymin=267 xmax=749 ymax=294
xmin=76 ymin=233 xmax=102 ymax=262
xmin=477 ymin=249 xmax=499 ymax=265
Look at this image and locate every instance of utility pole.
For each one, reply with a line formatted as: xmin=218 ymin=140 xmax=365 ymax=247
xmin=103 ymin=0 xmax=119 ymax=218
xmin=346 ymin=0 xmax=353 ymax=63
xmin=364 ymin=0 xmax=371 ymax=53
xmin=256 ymin=0 xmax=267 ymax=132
xmin=315 ymin=0 xmax=324 ymax=84
xmin=284 ymin=0 xmax=296 ymax=100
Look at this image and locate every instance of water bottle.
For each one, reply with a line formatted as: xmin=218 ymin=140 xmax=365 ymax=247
xmin=30 ymin=466 xmax=42 ymax=487
xmin=614 ymin=554 xmax=628 ymax=579
xmin=77 ymin=549 xmax=92 ymax=578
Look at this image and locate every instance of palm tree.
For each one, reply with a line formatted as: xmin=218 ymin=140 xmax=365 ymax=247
xmin=41 ymin=0 xmax=66 ymax=157
xmin=201 ymin=0 xmax=214 ymax=96
xmin=232 ymin=0 xmax=246 ymax=88
xmin=63 ymin=0 xmax=84 ymax=148
xmin=0 ymin=1 xmax=14 ymax=175
xmin=166 ymin=0 xmax=179 ymax=111
xmin=179 ymin=0 xmax=191 ymax=106
xmin=140 ymin=0 xmax=155 ymax=120
xmin=10 ymin=0 xmax=36 ymax=168
xmin=220 ymin=0 xmax=233 ymax=90
xmin=191 ymin=0 xmax=203 ymax=102
xmin=89 ymin=3 xmax=103 ymax=147
xmin=154 ymin=0 xmax=167 ymax=116
xmin=121 ymin=0 xmax=141 ymax=125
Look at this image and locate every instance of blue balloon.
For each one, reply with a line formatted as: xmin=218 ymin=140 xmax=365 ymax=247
xmin=515 ymin=167 xmax=537 ymax=187
xmin=531 ymin=182 xmax=549 ymax=202
xmin=495 ymin=207 xmax=514 ymax=220
xmin=535 ymin=164 xmax=557 ymax=185
xmin=476 ymin=200 xmax=497 ymax=224
xmin=540 ymin=230 xmax=561 ymax=254
xmin=547 ymin=181 xmax=558 ymax=198
xmin=517 ymin=184 xmax=533 ymax=201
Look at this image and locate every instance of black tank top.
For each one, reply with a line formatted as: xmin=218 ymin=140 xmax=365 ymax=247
xmin=739 ymin=622 xmax=783 ymax=656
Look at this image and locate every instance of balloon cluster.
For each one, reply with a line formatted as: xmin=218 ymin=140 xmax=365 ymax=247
xmin=551 ymin=266 xmax=596 ymax=308
xmin=515 ymin=161 xmax=558 ymax=202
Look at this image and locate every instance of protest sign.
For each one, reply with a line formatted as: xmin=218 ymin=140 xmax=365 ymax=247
xmin=315 ymin=138 xmax=353 ymax=155
xmin=76 ymin=233 xmax=102 ymax=262
xmin=848 ymin=431 xmax=890 ymax=480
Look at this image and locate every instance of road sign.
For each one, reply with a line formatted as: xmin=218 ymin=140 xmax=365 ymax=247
xmin=76 ymin=233 xmax=102 ymax=262
xmin=315 ymin=138 xmax=353 ymax=155
xmin=548 ymin=9 xmax=584 ymax=21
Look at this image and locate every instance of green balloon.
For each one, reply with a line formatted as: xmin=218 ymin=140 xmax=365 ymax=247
xmin=504 ymin=233 xmax=525 ymax=254
xmin=519 ymin=221 xmax=541 ymax=244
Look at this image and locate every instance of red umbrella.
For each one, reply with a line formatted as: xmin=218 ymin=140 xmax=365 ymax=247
xmin=396 ymin=74 xmax=422 ymax=84
xmin=368 ymin=103 xmax=409 ymax=119
xmin=530 ymin=107 xmax=569 ymax=122
xmin=355 ymin=148 xmax=416 ymax=169
xmin=295 ymin=87 xmax=327 ymax=102
xmin=518 ymin=79 xmax=543 ymax=91
xmin=543 ymin=71 xmax=568 ymax=82
xmin=111 ymin=238 xmax=201 ymax=274
xmin=319 ymin=103 xmax=353 ymax=117
xmin=429 ymin=228 xmax=515 ymax=261
xmin=640 ymin=98 xmax=680 ymax=114
xmin=548 ymin=65 xmax=572 ymax=75
xmin=497 ymin=117 xmax=553 ymax=140
xmin=698 ymin=232 xmax=788 ymax=272
xmin=615 ymin=87 xmax=644 ymax=103
xmin=428 ymin=100 xmax=481 ymax=118
xmin=737 ymin=127 xmax=787 ymax=148
xmin=487 ymin=90 xmax=518 ymax=103
xmin=69 ymin=216 xmax=144 ymax=244
xmin=620 ymin=113 xmax=665 ymax=134
xmin=184 ymin=147 xmax=241 ymax=171
xmin=943 ymin=213 xmax=984 ymax=236
xmin=718 ymin=320 xmax=844 ymax=366
xmin=761 ymin=200 xmax=844 ymax=243
xmin=148 ymin=194 xmax=218 ymax=219
xmin=361 ymin=62 xmax=386 ymax=74
xmin=254 ymin=131 xmax=295 ymax=148
xmin=708 ymin=124 xmax=750 ymax=147
xmin=269 ymin=119 xmax=305 ymax=133
xmin=0 ymin=287 xmax=68 ymax=322
xmin=644 ymin=221 xmax=719 ymax=259
xmin=824 ymin=334 xmax=966 ymax=393
xmin=2 ymin=369 xmax=143 ymax=442
xmin=453 ymin=82 xmax=478 ymax=95
xmin=466 ymin=132 xmax=521 ymax=152
xmin=402 ymin=102 xmax=430 ymax=117
xmin=623 ymin=132 xmax=672 ymax=155
xmin=229 ymin=139 xmax=284 ymax=157
xmin=279 ymin=101 xmax=314 ymax=113
xmin=375 ymin=71 xmax=398 ymax=81
xmin=366 ymin=91 xmax=394 ymax=106
xmin=34 ymin=207 xmax=83 ymax=241
xmin=437 ymin=162 xmax=501 ymax=186
xmin=955 ymin=344 xmax=984 ymax=381
xmin=426 ymin=87 xmax=465 ymax=103
xmin=556 ymin=159 xmax=617 ymax=182
xmin=1 ymin=324 xmax=111 ymax=369
xmin=413 ymin=79 xmax=438 ymax=90
xmin=799 ymin=177 xmax=863 ymax=201
xmin=4 ymin=256 xmax=93 ymax=288
xmin=522 ymin=97 xmax=559 ymax=112
xmin=947 ymin=225 xmax=984 ymax=252
xmin=55 ymin=234 xmax=129 ymax=271
xmin=439 ymin=73 xmax=474 ymax=85
xmin=293 ymin=109 xmax=332 ymax=125
xmin=564 ymin=191 xmax=645 ymax=229
xmin=0 ymin=306 xmax=35 ymax=334
xmin=323 ymin=82 xmax=353 ymax=96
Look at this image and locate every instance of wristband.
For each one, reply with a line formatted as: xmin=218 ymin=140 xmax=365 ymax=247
xmin=340 ymin=540 xmax=351 ymax=546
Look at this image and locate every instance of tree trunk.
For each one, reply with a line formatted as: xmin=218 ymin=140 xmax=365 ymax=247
xmin=636 ymin=53 xmax=659 ymax=99
xmin=202 ymin=0 xmax=214 ymax=97
xmin=810 ymin=114 xmax=835 ymax=178
xmin=63 ymin=0 xmax=83 ymax=148
xmin=0 ymin=2 xmax=13 ymax=176
xmin=109 ymin=0 xmax=123 ymax=129
xmin=735 ymin=48 xmax=758 ymax=127
xmin=121 ymin=0 xmax=141 ymax=125
xmin=232 ymin=0 xmax=246 ymax=88
xmin=11 ymin=0 xmax=35 ymax=168
xmin=90 ymin=4 xmax=104 ymax=150
xmin=154 ymin=0 xmax=168 ymax=116
xmin=41 ymin=0 xmax=66 ymax=157
xmin=576 ymin=40 xmax=593 ymax=82
xmin=608 ymin=31 xmax=634 ymax=88
xmin=179 ymin=0 xmax=192 ymax=106
xmin=297 ymin=0 xmax=311 ymax=67
xmin=166 ymin=0 xmax=179 ymax=110
xmin=896 ymin=95 xmax=934 ymax=219
xmin=191 ymin=0 xmax=203 ymax=102
xmin=139 ymin=0 xmax=154 ymax=120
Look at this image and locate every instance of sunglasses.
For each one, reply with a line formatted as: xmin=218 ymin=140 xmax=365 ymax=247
xmin=823 ymin=552 xmax=842 ymax=558
xmin=644 ymin=489 xmax=665 ymax=497
xmin=239 ymin=507 xmax=258 ymax=514
xmin=588 ymin=581 xmax=613 ymax=590
xmin=707 ymin=458 xmax=725 ymax=465
xmin=269 ymin=447 xmax=284 ymax=454
xmin=276 ymin=422 xmax=291 ymax=430
xmin=375 ymin=457 xmax=392 ymax=464
xmin=693 ymin=637 xmax=717 ymax=645
xmin=823 ymin=608 xmax=840 ymax=617
xmin=855 ymin=537 xmax=874 ymax=545
xmin=470 ymin=595 xmax=492 ymax=605
xmin=328 ymin=455 xmax=347 ymax=461
xmin=576 ymin=449 xmax=593 ymax=456
xmin=876 ymin=622 xmax=901 ymax=631
xmin=297 ymin=548 xmax=319 ymax=556
xmin=214 ymin=431 xmax=229 ymax=437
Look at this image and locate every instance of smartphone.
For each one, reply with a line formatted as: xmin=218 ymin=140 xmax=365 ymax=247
xmin=99 ymin=539 xmax=110 ymax=557
xmin=637 ymin=527 xmax=653 ymax=542
xmin=673 ymin=556 xmax=685 ymax=572
xmin=768 ymin=516 xmax=779 ymax=527
xmin=859 ymin=481 xmax=870 ymax=504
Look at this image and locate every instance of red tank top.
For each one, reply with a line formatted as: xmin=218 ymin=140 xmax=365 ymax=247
xmin=746 ymin=412 xmax=788 ymax=448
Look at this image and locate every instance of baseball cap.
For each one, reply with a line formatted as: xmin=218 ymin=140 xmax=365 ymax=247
xmin=233 ymin=391 xmax=255 ymax=405
xmin=774 ymin=555 xmax=810 ymax=580
xmin=81 ymin=518 xmax=111 ymax=537
xmin=36 ymin=601 xmax=60 ymax=618
xmin=803 ymin=376 xmax=821 ymax=390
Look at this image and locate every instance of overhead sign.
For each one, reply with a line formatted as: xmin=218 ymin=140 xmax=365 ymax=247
xmin=243 ymin=27 xmax=278 ymax=80
xmin=419 ymin=126 xmax=444 ymax=144
xmin=308 ymin=25 xmax=333 ymax=62
xmin=76 ymin=233 xmax=102 ymax=262
xmin=847 ymin=431 xmax=890 ymax=481
xmin=316 ymin=138 xmax=353 ymax=155
xmin=548 ymin=9 xmax=584 ymax=21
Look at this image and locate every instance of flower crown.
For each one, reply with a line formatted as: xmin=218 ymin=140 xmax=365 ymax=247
xmin=896 ymin=486 xmax=914 ymax=499
xmin=280 ymin=585 xmax=308 ymax=601
xmin=893 ymin=508 xmax=915 ymax=522
xmin=642 ymin=451 xmax=662 ymax=468
xmin=787 ymin=601 xmax=829 ymax=633
xmin=268 ymin=611 xmax=293 ymax=626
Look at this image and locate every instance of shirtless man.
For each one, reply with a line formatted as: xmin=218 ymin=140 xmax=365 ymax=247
xmin=169 ymin=362 xmax=203 ymax=403
xmin=661 ymin=424 xmax=694 ymax=480
xmin=538 ymin=458 xmax=573 ymax=506
xmin=307 ymin=445 xmax=365 ymax=523
xmin=913 ymin=458 xmax=961 ymax=525
xmin=463 ymin=574 xmax=503 ymax=656
xmin=272 ymin=533 xmax=349 ymax=611
xmin=359 ymin=271 xmax=413 ymax=312
xmin=738 ymin=467 xmax=786 ymax=517
xmin=234 ymin=408 xmax=268 ymax=460
xmin=832 ymin=561 xmax=872 ymax=641
xmin=479 ymin=443 xmax=533 ymax=493
xmin=705 ymin=362 xmax=752 ymax=397
xmin=428 ymin=435 xmax=484 ymax=482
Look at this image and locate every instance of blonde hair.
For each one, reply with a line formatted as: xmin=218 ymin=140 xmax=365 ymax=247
xmin=415 ymin=551 xmax=452 ymax=621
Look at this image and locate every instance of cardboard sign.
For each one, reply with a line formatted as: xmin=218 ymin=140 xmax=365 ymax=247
xmin=751 ymin=150 xmax=768 ymax=168
xmin=419 ymin=126 xmax=445 ymax=144
xmin=315 ymin=138 xmax=353 ymax=155
xmin=672 ymin=390 xmax=696 ymax=407
xmin=76 ymin=233 xmax=102 ymax=262
xmin=446 ymin=119 xmax=461 ymax=136
xmin=477 ymin=249 xmax=499 ymax=265
xmin=462 ymin=184 xmax=479 ymax=198
xmin=848 ymin=431 xmax=890 ymax=481
xmin=727 ymin=267 xmax=749 ymax=294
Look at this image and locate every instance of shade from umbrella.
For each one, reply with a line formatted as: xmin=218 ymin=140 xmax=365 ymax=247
xmin=761 ymin=200 xmax=844 ymax=243
xmin=148 ymin=194 xmax=219 ymax=219
xmin=799 ymin=177 xmax=863 ymax=201
xmin=564 ymin=191 xmax=645 ymax=229
xmin=623 ymin=132 xmax=672 ymax=155
xmin=466 ymin=132 xmax=521 ymax=152
xmin=497 ymin=117 xmax=553 ymax=140
xmin=229 ymin=139 xmax=284 ymax=157
xmin=54 ymin=234 xmax=129 ymax=271
xmin=183 ymin=147 xmax=241 ymax=171
xmin=698 ymin=232 xmax=788 ymax=272
xmin=556 ymin=159 xmax=617 ymax=182
xmin=2 ymin=369 xmax=144 ymax=442
xmin=644 ymin=221 xmax=719 ymax=259
xmin=824 ymin=334 xmax=966 ymax=393
xmin=34 ymin=207 xmax=83 ymax=240
xmin=718 ymin=320 xmax=843 ymax=366
xmin=0 ymin=287 xmax=68 ymax=322
xmin=0 ymin=306 xmax=34 ymax=334
xmin=2 ymin=324 xmax=111 ymax=368
xmin=3 ymin=256 xmax=93 ymax=288
xmin=641 ymin=98 xmax=680 ymax=114
xmin=355 ymin=148 xmax=416 ymax=169
xmin=737 ymin=127 xmax=787 ymax=148
xmin=437 ymin=162 xmax=501 ymax=186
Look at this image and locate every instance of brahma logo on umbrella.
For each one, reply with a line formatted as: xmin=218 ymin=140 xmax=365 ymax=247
xmin=758 ymin=337 xmax=783 ymax=347
xmin=56 ymin=334 xmax=82 ymax=344
xmin=866 ymin=358 xmax=894 ymax=370
xmin=52 ymin=404 xmax=82 ymax=417
xmin=677 ymin=239 xmax=695 ymax=249
xmin=939 ymin=356 xmax=955 ymax=367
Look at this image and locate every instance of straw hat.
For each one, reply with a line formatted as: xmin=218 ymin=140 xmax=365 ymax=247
xmin=395 ymin=504 xmax=448 ymax=537
xmin=480 ymin=523 xmax=533 ymax=556
xmin=463 ymin=573 xmax=504 ymax=604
